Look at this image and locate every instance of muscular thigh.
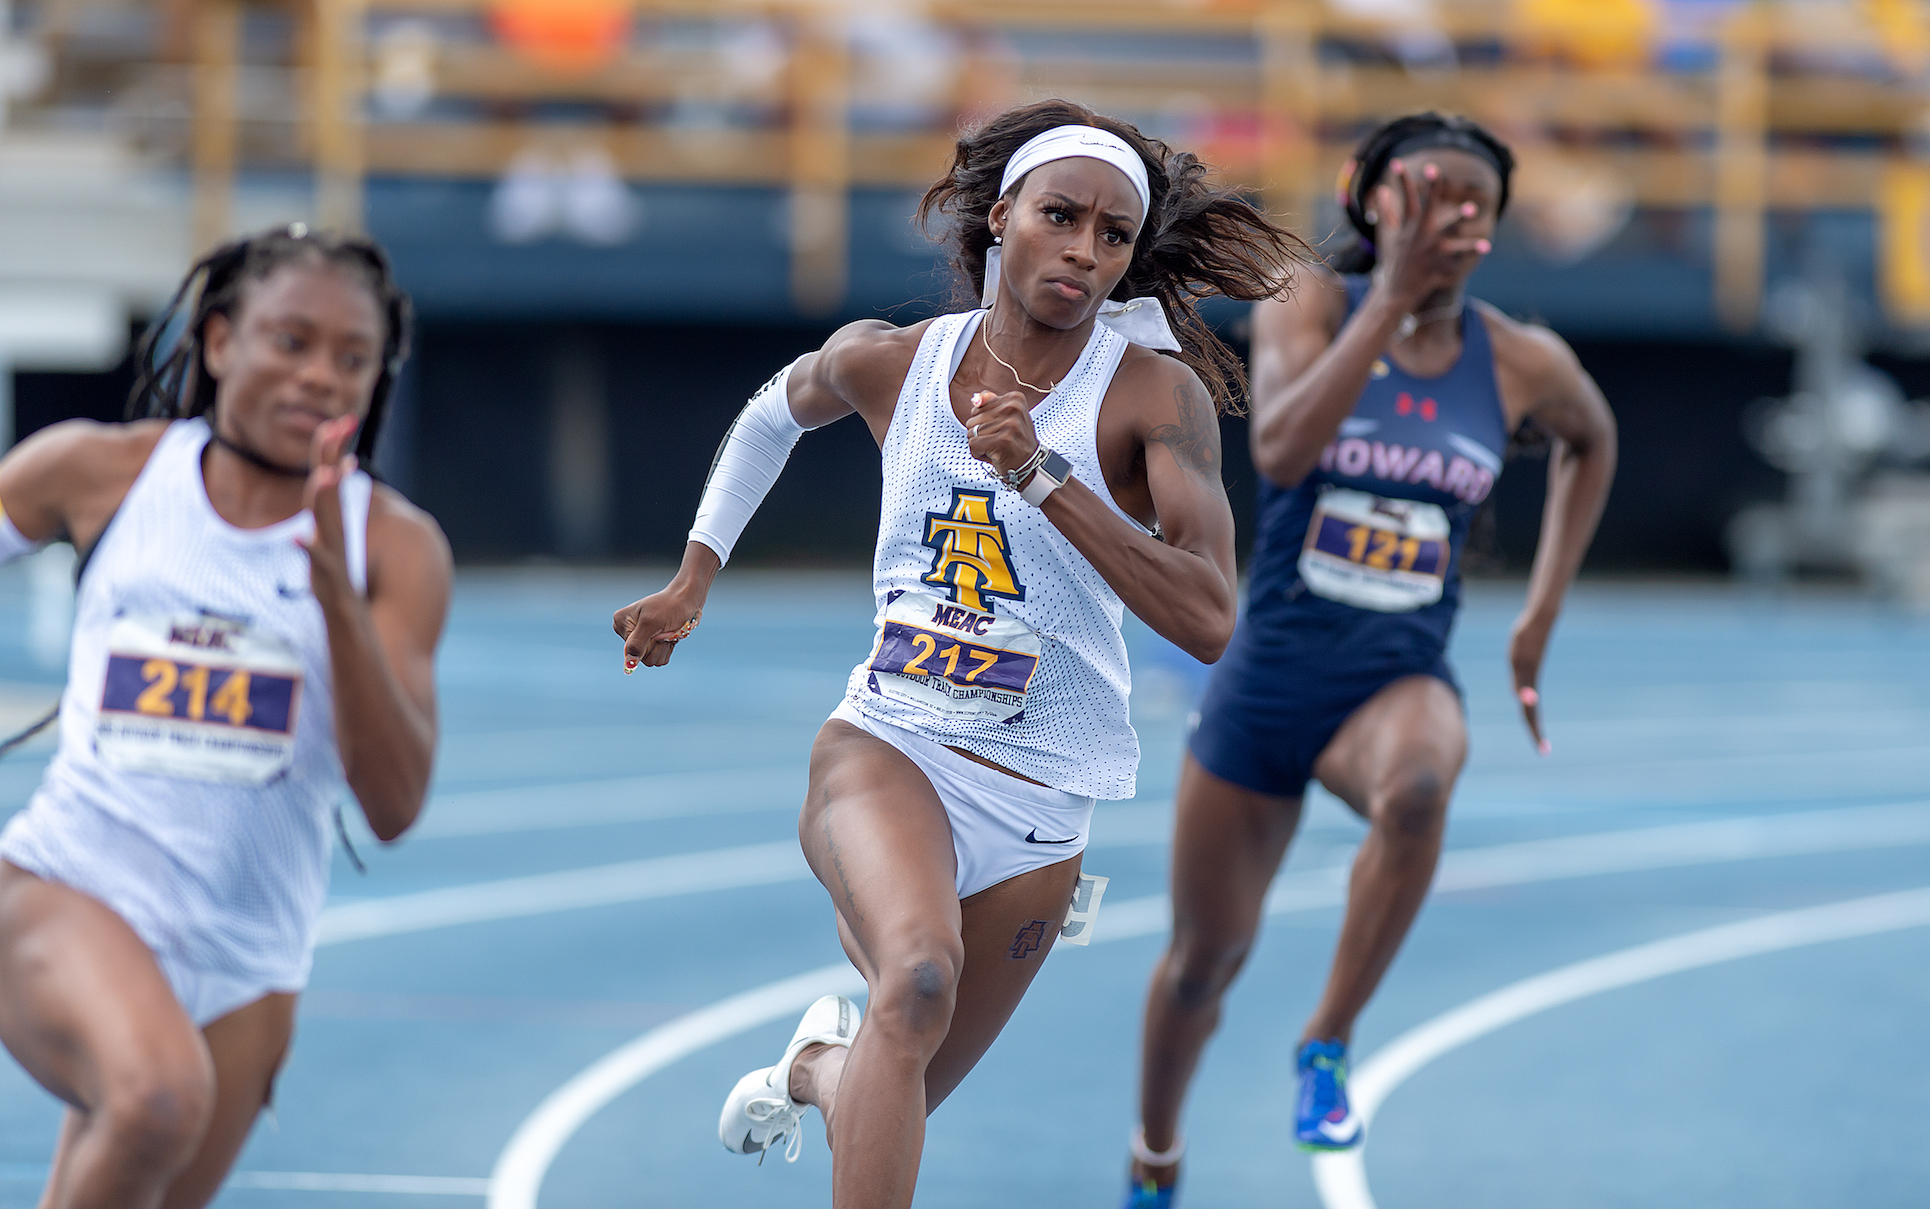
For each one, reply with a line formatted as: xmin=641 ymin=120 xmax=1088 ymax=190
xmin=159 ymin=994 xmax=296 ymax=1209
xmin=800 ymin=720 xmax=962 ymax=969
xmin=1311 ymin=675 xmax=1468 ymax=816
xmin=923 ymin=854 xmax=1083 ymax=1109
xmin=0 ymin=862 xmax=206 ymax=1112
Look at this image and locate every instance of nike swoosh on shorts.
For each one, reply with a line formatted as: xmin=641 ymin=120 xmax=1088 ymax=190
xmin=1024 ymin=828 xmax=1079 ymax=844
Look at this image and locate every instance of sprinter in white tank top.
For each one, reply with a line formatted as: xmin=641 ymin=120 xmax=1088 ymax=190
xmin=613 ymin=101 xmax=1298 ymax=1206
xmin=0 ymin=228 xmax=451 ymax=1209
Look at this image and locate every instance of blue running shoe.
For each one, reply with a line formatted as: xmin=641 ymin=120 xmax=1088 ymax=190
xmin=1294 ymin=1038 xmax=1363 ymax=1151
xmin=1120 ymin=1177 xmax=1176 ymax=1209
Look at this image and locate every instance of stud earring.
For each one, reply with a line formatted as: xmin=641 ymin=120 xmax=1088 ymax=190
xmin=993 ymin=235 xmax=1002 ymax=244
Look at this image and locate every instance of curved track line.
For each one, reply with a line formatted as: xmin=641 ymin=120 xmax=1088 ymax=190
xmin=486 ymin=963 xmax=863 ymax=1209
xmin=1309 ymin=886 xmax=1930 ymax=1209
xmin=479 ymin=803 xmax=1930 ymax=1208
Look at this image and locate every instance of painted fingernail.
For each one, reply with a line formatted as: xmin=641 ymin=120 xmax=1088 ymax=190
xmin=1462 ymin=202 xmax=1476 ymax=216
xmin=1518 ymin=687 xmax=1539 ymax=706
xmin=624 ymin=657 xmax=638 ymax=674
xmin=1424 ymin=163 xmax=1438 ymax=180
xmin=1538 ymin=739 xmax=1552 ymax=757
xmin=1476 ymin=239 xmax=1491 ymax=253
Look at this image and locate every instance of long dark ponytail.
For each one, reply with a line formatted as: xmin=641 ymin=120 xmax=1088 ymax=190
xmin=1332 ymin=112 xmax=1515 ymax=274
xmin=127 ymin=225 xmax=414 ymax=469
xmin=918 ymin=98 xmax=1306 ymax=415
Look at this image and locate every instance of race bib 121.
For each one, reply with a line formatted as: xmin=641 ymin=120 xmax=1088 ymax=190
xmin=1298 ymin=488 xmax=1451 ymax=613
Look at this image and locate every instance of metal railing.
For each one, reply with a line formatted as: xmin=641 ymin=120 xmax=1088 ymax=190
xmin=162 ymin=0 xmax=1930 ymax=326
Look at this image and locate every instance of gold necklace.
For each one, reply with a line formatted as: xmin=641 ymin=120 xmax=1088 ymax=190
xmin=980 ymin=315 xmax=1056 ymax=395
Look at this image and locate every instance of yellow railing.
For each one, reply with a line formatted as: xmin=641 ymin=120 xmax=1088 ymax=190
xmin=177 ymin=0 xmax=1930 ymax=326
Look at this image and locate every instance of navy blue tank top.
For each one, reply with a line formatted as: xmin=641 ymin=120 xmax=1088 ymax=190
xmin=1243 ymin=276 xmax=1508 ymax=651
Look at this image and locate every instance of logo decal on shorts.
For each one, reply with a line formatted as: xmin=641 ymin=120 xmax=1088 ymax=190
xmin=1009 ymin=919 xmax=1051 ymax=959
xmin=1024 ymin=827 xmax=1079 ymax=844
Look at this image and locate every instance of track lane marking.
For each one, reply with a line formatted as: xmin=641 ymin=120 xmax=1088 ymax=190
xmin=0 ymin=1165 xmax=488 ymax=1196
xmin=320 ymin=800 xmax=1930 ymax=948
xmin=315 ymin=842 xmax=806 ymax=946
xmin=479 ymin=802 xmax=1930 ymax=1209
xmin=1309 ymin=886 xmax=1930 ymax=1209
xmin=486 ymin=964 xmax=864 ymax=1209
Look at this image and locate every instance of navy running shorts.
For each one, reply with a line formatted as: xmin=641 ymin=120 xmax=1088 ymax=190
xmin=1187 ymin=603 xmax=1462 ymax=800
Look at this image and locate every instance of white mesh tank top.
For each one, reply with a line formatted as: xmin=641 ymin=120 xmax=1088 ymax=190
xmin=0 ymin=417 xmax=371 ymax=988
xmin=845 ymin=309 xmax=1144 ymax=799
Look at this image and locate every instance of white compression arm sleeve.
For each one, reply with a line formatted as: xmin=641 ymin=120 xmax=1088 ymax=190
xmin=688 ymin=360 xmax=819 ymax=566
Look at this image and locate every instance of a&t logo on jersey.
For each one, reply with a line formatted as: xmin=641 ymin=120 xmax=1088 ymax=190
xmin=921 ymin=488 xmax=1026 ymax=612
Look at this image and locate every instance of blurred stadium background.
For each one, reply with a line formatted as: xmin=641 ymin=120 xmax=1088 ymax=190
xmin=4 ymin=6 xmax=1930 ymax=1208
xmin=1 ymin=0 xmax=1929 ymax=585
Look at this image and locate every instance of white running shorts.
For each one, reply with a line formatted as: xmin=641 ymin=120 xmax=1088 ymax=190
xmin=830 ymin=700 xmax=1096 ymax=899
xmin=155 ymin=951 xmax=281 ymax=1027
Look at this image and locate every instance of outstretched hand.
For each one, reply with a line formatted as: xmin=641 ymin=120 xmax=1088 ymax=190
xmin=1372 ymin=160 xmax=1492 ymax=311
xmin=1508 ymin=611 xmax=1553 ymax=756
xmin=965 ymin=390 xmax=1041 ymax=482
xmin=298 ymin=415 xmax=361 ymax=603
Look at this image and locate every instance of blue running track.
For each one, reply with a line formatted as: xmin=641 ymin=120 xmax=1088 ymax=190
xmin=0 ymin=566 xmax=1925 ymax=1208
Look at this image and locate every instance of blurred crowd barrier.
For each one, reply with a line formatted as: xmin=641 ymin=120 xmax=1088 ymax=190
xmin=2 ymin=0 xmax=1927 ymax=327
xmin=6 ymin=1 xmax=1930 ymax=585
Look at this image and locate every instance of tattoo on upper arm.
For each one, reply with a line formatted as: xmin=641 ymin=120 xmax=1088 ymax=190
xmin=1147 ymin=379 xmax=1221 ymax=480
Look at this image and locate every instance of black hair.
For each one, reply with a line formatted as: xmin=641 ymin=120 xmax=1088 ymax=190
xmin=127 ymin=225 xmax=414 ymax=469
xmin=918 ymin=98 xmax=1305 ymax=415
xmin=1331 ymin=112 xmax=1515 ymax=274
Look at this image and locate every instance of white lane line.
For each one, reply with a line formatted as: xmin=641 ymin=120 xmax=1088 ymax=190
xmin=1100 ymin=799 xmax=1930 ymax=943
xmin=322 ymin=800 xmax=1930 ymax=950
xmin=480 ymin=805 xmax=1930 ymax=1209
xmin=398 ymin=710 xmax=1930 ymax=841
xmin=486 ymin=963 xmax=864 ymax=1209
xmin=0 ymin=1166 xmax=488 ymax=1195
xmin=1308 ymin=885 xmax=1930 ymax=1209
xmin=404 ymin=766 xmax=807 ymax=840
xmin=227 ymin=1171 xmax=492 ymax=1196
xmin=315 ymin=842 xmax=807 ymax=947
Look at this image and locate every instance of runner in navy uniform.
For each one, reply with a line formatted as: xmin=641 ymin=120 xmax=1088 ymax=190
xmin=1120 ymin=113 xmax=1617 ymax=1205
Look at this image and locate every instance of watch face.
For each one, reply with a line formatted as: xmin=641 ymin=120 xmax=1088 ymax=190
xmin=1041 ymin=450 xmax=1073 ymax=483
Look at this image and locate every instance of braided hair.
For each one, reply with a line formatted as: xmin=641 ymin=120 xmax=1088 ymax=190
xmin=918 ymin=98 xmax=1305 ymax=415
xmin=1331 ymin=112 xmax=1514 ymax=274
xmin=127 ymin=225 xmax=414 ymax=469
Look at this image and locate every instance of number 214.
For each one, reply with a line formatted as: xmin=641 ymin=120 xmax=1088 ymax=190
xmin=135 ymin=659 xmax=254 ymax=726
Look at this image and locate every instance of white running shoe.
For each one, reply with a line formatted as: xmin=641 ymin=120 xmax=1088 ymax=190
xmin=718 ymin=993 xmax=861 ymax=1163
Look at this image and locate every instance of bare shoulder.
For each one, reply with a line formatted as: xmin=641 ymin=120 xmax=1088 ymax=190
xmin=0 ymin=419 xmax=170 ymax=543
xmin=1117 ymin=344 xmax=1206 ymax=406
xmin=22 ymin=418 xmax=169 ymax=485
xmin=819 ymin=317 xmax=934 ymax=405
xmin=367 ymin=483 xmax=453 ymax=594
xmin=1475 ymin=302 xmax=1585 ymax=384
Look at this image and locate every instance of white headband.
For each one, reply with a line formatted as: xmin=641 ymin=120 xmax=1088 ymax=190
xmin=999 ymin=124 xmax=1152 ymax=218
